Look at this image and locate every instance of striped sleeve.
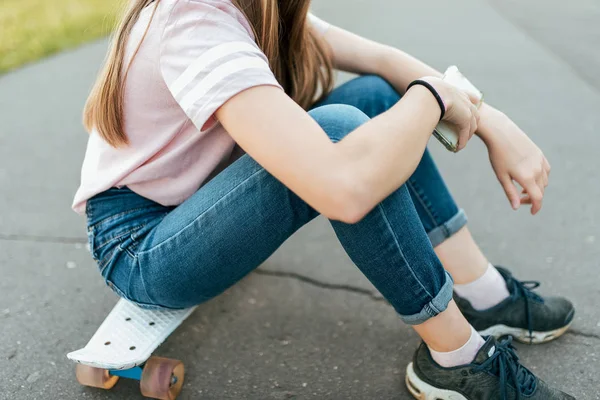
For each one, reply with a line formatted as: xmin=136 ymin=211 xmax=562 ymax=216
xmin=160 ymin=0 xmax=282 ymax=131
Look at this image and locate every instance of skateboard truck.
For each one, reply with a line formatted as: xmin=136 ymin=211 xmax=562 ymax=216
xmin=68 ymin=299 xmax=196 ymax=399
xmin=75 ymin=356 xmax=184 ymax=399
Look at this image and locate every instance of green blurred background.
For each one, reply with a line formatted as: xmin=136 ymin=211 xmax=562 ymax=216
xmin=0 ymin=0 xmax=120 ymax=74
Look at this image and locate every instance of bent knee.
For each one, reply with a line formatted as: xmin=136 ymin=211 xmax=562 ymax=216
xmin=308 ymin=104 xmax=370 ymax=142
xmin=345 ymin=75 xmax=401 ymax=117
xmin=360 ymin=75 xmax=400 ymax=98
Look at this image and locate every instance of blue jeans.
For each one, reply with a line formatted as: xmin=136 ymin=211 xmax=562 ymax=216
xmin=86 ymin=76 xmax=467 ymax=325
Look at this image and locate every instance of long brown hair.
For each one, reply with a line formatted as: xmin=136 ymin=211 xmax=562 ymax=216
xmin=83 ymin=0 xmax=334 ymax=148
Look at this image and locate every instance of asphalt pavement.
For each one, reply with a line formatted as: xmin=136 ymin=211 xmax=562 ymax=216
xmin=1 ymin=0 xmax=599 ymax=399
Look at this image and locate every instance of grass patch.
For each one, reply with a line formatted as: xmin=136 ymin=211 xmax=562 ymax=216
xmin=0 ymin=0 xmax=122 ymax=74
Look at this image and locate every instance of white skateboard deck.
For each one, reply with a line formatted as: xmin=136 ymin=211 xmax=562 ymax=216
xmin=68 ymin=299 xmax=196 ymax=370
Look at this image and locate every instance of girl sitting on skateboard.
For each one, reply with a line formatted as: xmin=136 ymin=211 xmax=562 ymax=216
xmin=74 ymin=0 xmax=575 ymax=398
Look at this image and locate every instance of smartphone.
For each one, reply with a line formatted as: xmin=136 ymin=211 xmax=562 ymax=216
xmin=433 ymin=66 xmax=484 ymax=152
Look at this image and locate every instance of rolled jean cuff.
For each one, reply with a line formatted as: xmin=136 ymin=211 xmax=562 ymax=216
xmin=399 ymin=271 xmax=454 ymax=325
xmin=427 ymin=209 xmax=468 ymax=248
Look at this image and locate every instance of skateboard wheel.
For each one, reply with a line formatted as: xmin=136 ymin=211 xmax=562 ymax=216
xmin=75 ymin=364 xmax=119 ymax=389
xmin=140 ymin=356 xmax=185 ymax=400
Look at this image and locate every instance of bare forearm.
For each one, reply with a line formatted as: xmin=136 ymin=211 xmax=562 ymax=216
xmin=472 ymin=102 xmax=505 ymax=143
xmin=324 ymin=25 xmax=550 ymax=216
xmin=335 ymin=86 xmax=440 ymax=218
xmin=375 ymin=46 xmax=507 ymax=143
xmin=219 ymin=85 xmax=441 ymax=223
xmin=375 ymin=45 xmax=442 ymax=94
xmin=324 ymin=26 xmax=442 ymax=90
xmin=325 ymin=24 xmax=502 ymax=145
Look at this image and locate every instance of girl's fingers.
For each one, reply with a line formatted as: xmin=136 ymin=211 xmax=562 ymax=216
xmin=543 ymin=157 xmax=551 ymax=176
xmin=515 ymin=161 xmax=547 ymax=212
xmin=500 ymin=176 xmax=521 ymax=210
xmin=457 ymin=119 xmax=471 ymax=151
xmin=457 ymin=125 xmax=468 ymax=151
xmin=523 ymin=182 xmax=543 ymax=215
xmin=537 ymin=175 xmax=545 ymax=196
xmin=470 ymin=104 xmax=479 ymax=138
xmin=470 ymin=114 xmax=477 ymax=139
xmin=454 ymin=95 xmax=479 ymax=151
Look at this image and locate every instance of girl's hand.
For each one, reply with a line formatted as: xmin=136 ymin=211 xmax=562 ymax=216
xmin=479 ymin=106 xmax=551 ymax=215
xmin=420 ymin=76 xmax=480 ymax=151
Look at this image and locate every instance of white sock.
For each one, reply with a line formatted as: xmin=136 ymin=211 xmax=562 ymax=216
xmin=454 ymin=263 xmax=510 ymax=310
xmin=429 ymin=327 xmax=485 ymax=367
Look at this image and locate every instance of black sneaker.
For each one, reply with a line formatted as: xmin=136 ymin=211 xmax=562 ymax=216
xmin=455 ymin=266 xmax=575 ymax=344
xmin=405 ymin=336 xmax=575 ymax=400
